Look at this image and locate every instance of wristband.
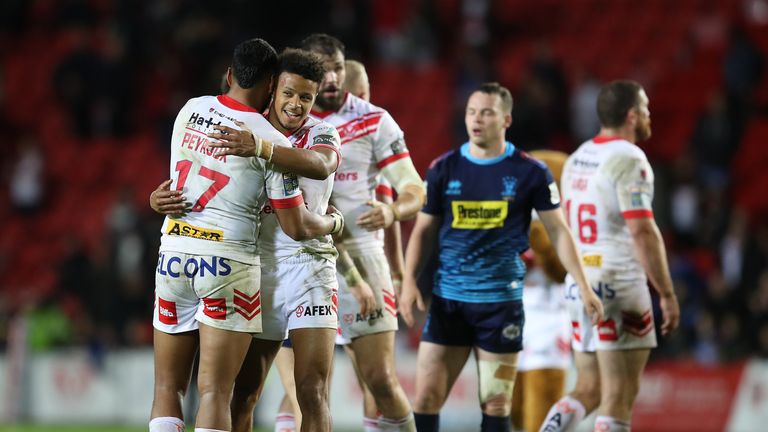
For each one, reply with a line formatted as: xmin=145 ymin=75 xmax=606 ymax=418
xmin=255 ymin=136 xmax=263 ymax=158
xmin=329 ymin=212 xmax=344 ymax=235
xmin=344 ymin=267 xmax=363 ymax=287
xmin=266 ymin=140 xmax=275 ymax=163
xmin=388 ymin=203 xmax=401 ymax=221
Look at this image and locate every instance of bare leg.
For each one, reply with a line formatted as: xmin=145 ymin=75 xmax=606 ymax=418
xmin=230 ymin=338 xmax=282 ymax=432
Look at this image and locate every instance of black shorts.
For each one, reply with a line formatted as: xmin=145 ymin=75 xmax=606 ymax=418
xmin=421 ymin=295 xmax=524 ymax=353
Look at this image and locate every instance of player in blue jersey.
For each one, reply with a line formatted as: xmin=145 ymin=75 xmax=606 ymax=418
xmin=399 ymin=82 xmax=604 ymax=432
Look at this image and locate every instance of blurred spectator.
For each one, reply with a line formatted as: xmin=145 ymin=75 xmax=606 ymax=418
xmin=569 ymin=70 xmax=601 ymax=144
xmin=723 ymin=25 xmax=764 ymax=131
xmin=690 ymin=91 xmax=735 ymax=190
xmin=720 ymin=209 xmax=748 ymax=288
xmin=669 ymin=156 xmax=700 ymax=246
xmin=10 ymin=136 xmax=45 ymax=215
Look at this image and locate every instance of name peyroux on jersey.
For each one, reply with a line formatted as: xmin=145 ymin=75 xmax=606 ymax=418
xmin=311 ymin=93 xmax=410 ymax=255
xmin=258 ymin=117 xmax=342 ymax=262
xmin=561 ymin=136 xmax=655 ymax=283
xmin=160 ymin=95 xmax=303 ymax=265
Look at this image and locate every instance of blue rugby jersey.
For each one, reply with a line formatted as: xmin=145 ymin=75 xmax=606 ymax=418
xmin=422 ymin=142 xmax=560 ymax=303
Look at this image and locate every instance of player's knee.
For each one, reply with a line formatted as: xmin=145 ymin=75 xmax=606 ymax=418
xmin=477 ymin=359 xmax=516 ymax=416
xmin=231 ymin=383 xmax=261 ymax=414
xmin=363 ymin=366 xmax=398 ymax=400
xmin=572 ymin=377 xmax=601 ymax=408
xmin=295 ymin=375 xmax=327 ymax=410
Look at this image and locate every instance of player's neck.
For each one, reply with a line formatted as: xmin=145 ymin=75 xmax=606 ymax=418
xmin=226 ymin=87 xmax=267 ymax=113
xmin=597 ymin=126 xmax=636 ymax=144
xmin=468 ymin=139 xmax=506 ymax=159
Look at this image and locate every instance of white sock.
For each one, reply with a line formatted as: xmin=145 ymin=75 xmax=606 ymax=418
xmin=594 ymin=416 xmax=630 ymax=432
xmin=539 ymin=396 xmax=587 ymax=432
xmin=194 ymin=429 xmax=227 ymax=432
xmin=275 ymin=412 xmax=296 ymax=432
xmin=379 ymin=413 xmax=416 ymax=432
xmin=149 ymin=417 xmax=185 ymax=432
xmin=364 ymin=416 xmax=382 ymax=432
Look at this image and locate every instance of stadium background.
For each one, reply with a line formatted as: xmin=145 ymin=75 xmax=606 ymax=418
xmin=1 ymin=0 xmax=768 ymax=431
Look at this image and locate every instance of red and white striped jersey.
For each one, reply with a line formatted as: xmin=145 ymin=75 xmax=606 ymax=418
xmin=160 ymin=95 xmax=303 ymax=265
xmin=311 ymin=93 xmax=411 ymax=255
xmin=561 ymin=136 xmax=655 ymax=282
xmin=258 ymin=117 xmax=341 ymax=261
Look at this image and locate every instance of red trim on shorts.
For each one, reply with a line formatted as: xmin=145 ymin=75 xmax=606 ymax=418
xmin=309 ymin=144 xmax=342 ymax=169
xmin=270 ymin=195 xmax=304 ymax=209
xmin=376 ymin=152 xmax=410 ymax=169
xmin=217 ymin=94 xmax=260 ymax=113
xmin=592 ymin=135 xmax=622 ymax=144
xmin=376 ymin=184 xmax=394 ymax=197
xmin=622 ymin=209 xmax=654 ymax=219
xmin=157 ymin=298 xmax=178 ymax=325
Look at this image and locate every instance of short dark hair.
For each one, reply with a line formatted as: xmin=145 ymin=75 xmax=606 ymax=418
xmin=231 ymin=38 xmax=278 ymax=89
xmin=597 ymin=80 xmax=643 ymax=128
xmin=476 ymin=82 xmax=513 ymax=114
xmin=300 ymin=33 xmax=345 ymax=57
xmin=278 ymin=48 xmax=325 ymax=85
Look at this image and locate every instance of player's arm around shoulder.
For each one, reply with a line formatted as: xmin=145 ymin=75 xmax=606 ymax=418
xmin=626 ymin=215 xmax=679 ymax=335
xmin=400 ymin=211 xmax=441 ymax=327
xmin=208 ymin=121 xmax=339 ymax=180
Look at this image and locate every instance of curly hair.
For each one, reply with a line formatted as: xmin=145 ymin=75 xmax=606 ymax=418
xmin=278 ymin=48 xmax=325 ymax=85
xmin=231 ymin=38 xmax=278 ymax=88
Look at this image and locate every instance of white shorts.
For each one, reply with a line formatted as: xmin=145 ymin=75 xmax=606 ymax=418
xmin=153 ymin=251 xmax=261 ymax=334
xmin=256 ymin=253 xmax=338 ymax=341
xmin=517 ymin=283 xmax=571 ymax=371
xmin=338 ymin=250 xmax=398 ymax=339
xmin=565 ymin=270 xmax=657 ymax=352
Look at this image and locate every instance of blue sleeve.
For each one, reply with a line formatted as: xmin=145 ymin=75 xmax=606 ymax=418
xmin=532 ymin=165 xmax=560 ymax=211
xmin=422 ymin=162 xmax=444 ymax=215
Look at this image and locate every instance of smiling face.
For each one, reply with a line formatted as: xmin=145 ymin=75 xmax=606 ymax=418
xmin=464 ymin=91 xmax=512 ymax=147
xmin=271 ymin=72 xmax=318 ymax=133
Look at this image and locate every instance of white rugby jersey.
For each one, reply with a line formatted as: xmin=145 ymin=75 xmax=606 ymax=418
xmin=561 ymin=136 xmax=655 ymax=282
xmin=258 ymin=117 xmax=341 ymax=261
xmin=160 ymin=95 xmax=303 ymax=265
xmin=311 ymin=93 xmax=411 ymax=255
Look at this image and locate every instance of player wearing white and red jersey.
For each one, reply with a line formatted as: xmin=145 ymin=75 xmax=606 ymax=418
xmin=149 ymin=41 xmax=343 ymax=432
xmin=540 ymin=81 xmax=679 ymax=432
xmin=302 ymin=34 xmax=425 ymax=432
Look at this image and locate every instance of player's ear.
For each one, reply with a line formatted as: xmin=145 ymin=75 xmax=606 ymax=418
xmin=226 ymin=67 xmax=233 ymax=88
xmin=626 ymin=107 xmax=638 ymax=127
xmin=504 ymin=113 xmax=513 ymax=128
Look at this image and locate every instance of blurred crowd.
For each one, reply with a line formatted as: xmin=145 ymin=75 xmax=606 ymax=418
xmin=1 ymin=0 xmax=767 ymax=364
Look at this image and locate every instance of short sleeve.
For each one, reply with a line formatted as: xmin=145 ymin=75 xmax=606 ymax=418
xmin=265 ymin=137 xmax=304 ymax=209
xmin=615 ymin=155 xmax=654 ymax=219
xmin=421 ymin=161 xmax=445 ymax=215
xmin=372 ymin=111 xmax=410 ymax=169
xmin=532 ymin=165 xmax=561 ymax=211
xmin=307 ymin=122 xmax=342 ymax=169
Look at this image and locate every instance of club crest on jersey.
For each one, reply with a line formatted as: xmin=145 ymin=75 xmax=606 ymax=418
xmin=313 ymin=134 xmax=337 ymax=146
xmin=501 ymin=176 xmax=517 ymax=201
xmin=445 ymin=179 xmax=462 ymax=196
xmin=283 ymin=173 xmax=299 ymax=195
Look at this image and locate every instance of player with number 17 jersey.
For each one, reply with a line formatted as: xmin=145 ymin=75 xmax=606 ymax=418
xmin=155 ymin=94 xmax=303 ymax=335
xmin=561 ymin=136 xmax=657 ymax=350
